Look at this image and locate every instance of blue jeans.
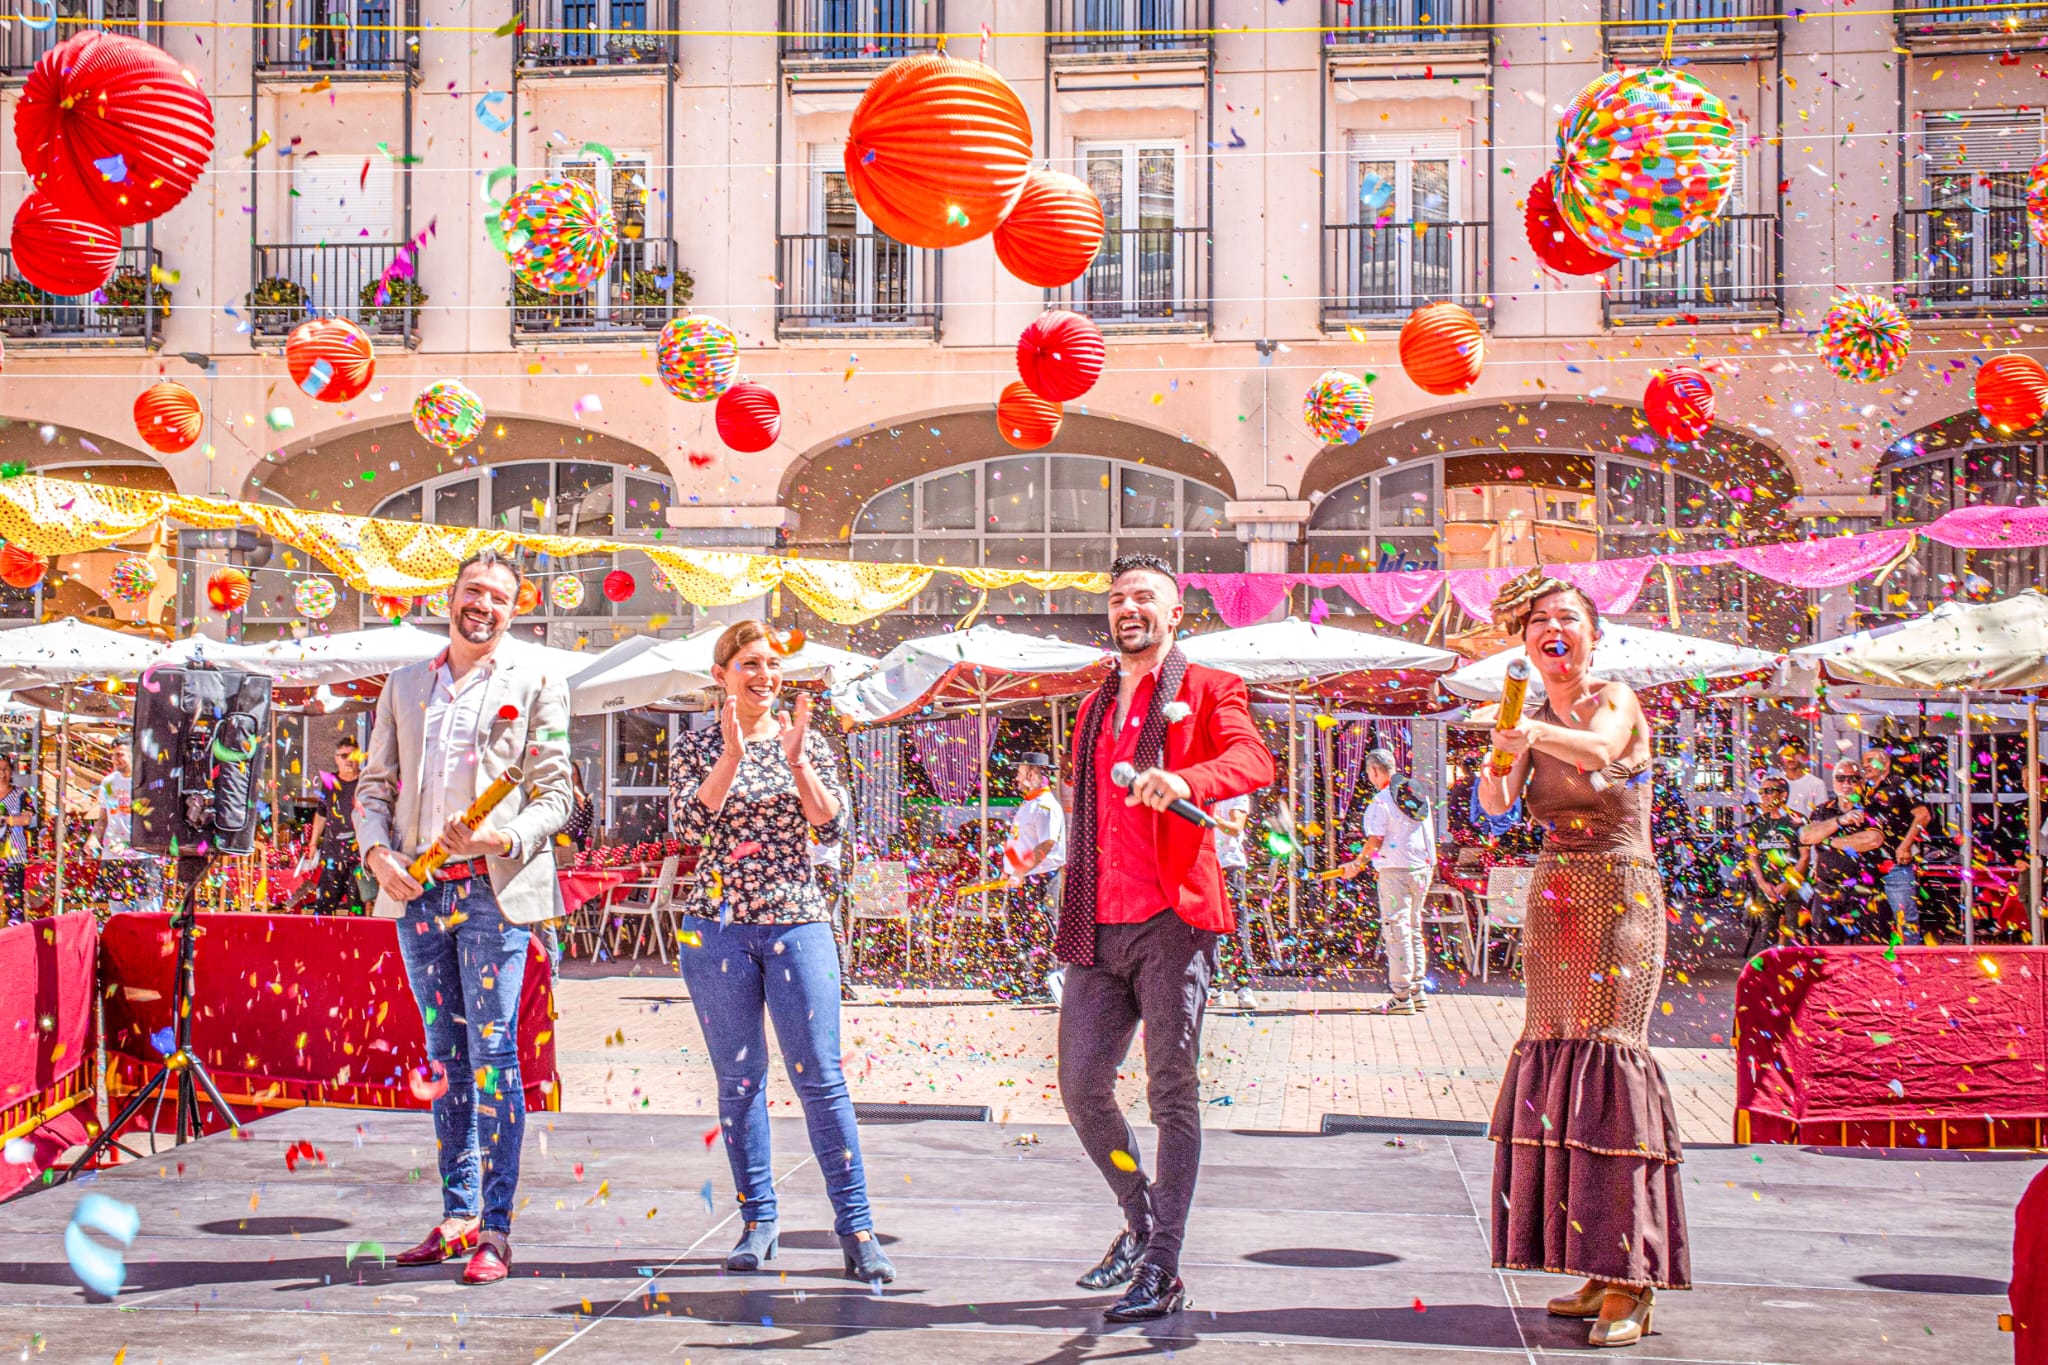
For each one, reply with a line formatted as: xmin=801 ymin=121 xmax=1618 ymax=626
xmin=395 ymin=879 xmax=530 ymax=1235
xmin=1883 ymin=865 xmax=1919 ymax=935
xmin=679 ymin=915 xmax=872 ymax=1236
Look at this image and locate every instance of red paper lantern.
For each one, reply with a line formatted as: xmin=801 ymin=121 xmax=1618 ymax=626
xmin=1016 ymin=310 xmax=1106 ymax=403
xmin=994 ymin=168 xmax=1106 ymax=287
xmin=1643 ymin=367 xmax=1716 ymax=443
xmin=843 ymin=55 xmax=1033 ymax=250
xmin=1525 ymin=170 xmax=1617 ymax=276
xmin=9 ymin=192 xmax=121 ymax=296
xmin=602 ymin=569 xmax=636 ymax=603
xmin=1397 ymin=302 xmax=1485 ymax=397
xmin=133 ymin=381 xmax=202 ymax=454
xmin=714 ymin=381 xmax=781 ymax=453
xmin=16 ymin=32 xmax=216 ymax=227
xmin=205 ymin=567 xmax=251 ymax=613
xmin=0 ymin=544 xmax=45 ymax=590
xmin=372 ymin=593 xmax=414 ymax=619
xmin=1975 ymin=353 xmax=2048 ymax=431
xmin=286 ymin=317 xmax=376 ymax=404
xmin=996 ymin=381 xmax=1062 ymax=451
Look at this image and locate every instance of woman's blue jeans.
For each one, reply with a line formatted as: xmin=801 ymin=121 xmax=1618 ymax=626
xmin=679 ymin=915 xmax=873 ymax=1235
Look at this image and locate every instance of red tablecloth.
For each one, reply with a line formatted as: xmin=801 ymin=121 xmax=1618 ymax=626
xmin=559 ymin=866 xmax=633 ymax=912
xmin=0 ymin=913 xmax=96 ymax=1198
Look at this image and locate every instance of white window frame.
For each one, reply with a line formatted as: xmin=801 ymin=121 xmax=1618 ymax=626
xmin=1075 ymin=140 xmax=1185 ymax=312
xmin=1344 ymin=129 xmax=1462 ymax=225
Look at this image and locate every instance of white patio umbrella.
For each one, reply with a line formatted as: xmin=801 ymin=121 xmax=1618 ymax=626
xmin=1444 ymin=622 xmax=1780 ymax=703
xmin=232 ymin=622 xmax=599 ymax=689
xmin=567 ymin=627 xmax=877 ymax=714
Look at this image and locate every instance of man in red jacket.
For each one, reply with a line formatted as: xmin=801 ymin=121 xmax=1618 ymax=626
xmin=1055 ymin=553 xmax=1276 ymax=1323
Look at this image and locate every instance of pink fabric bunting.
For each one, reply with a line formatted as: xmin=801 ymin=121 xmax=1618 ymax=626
xmin=1728 ymin=529 xmax=1916 ymax=588
xmin=1339 ymin=570 xmax=1444 ymax=624
xmin=1552 ymin=560 xmax=1654 ymax=616
xmin=1180 ymin=573 xmax=1295 ymax=628
xmin=1446 ymin=567 xmax=1523 ymax=622
xmin=1925 ymin=504 xmax=2048 ymax=550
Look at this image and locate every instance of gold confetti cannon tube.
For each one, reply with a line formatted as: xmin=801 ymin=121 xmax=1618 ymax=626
xmin=1488 ymin=660 xmax=1532 ymax=776
xmin=408 ymin=766 xmax=523 ymax=884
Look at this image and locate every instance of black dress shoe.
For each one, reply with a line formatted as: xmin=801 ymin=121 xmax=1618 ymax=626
xmin=1104 ymin=1262 xmax=1186 ymax=1322
xmin=1076 ymin=1228 xmax=1148 ymax=1291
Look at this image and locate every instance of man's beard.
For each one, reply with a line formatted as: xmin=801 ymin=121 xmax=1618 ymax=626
xmin=1115 ymin=619 xmax=1159 ymax=657
xmin=455 ymin=610 xmax=502 ymax=645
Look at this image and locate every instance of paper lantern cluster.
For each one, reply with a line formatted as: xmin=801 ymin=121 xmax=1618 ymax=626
xmin=293 ymin=577 xmax=337 ymax=619
xmin=844 ymin=55 xmax=1034 ymax=250
xmin=1817 ymin=294 xmax=1911 ymax=383
xmin=287 ymin=318 xmax=376 ymax=404
xmin=412 ymin=380 xmax=486 ymax=450
xmin=1553 ymin=67 xmax=1737 ymax=260
xmin=205 ymin=567 xmax=251 ymax=613
xmin=0 ymin=544 xmax=45 ymax=590
xmin=1302 ymin=371 xmax=1375 ymax=444
xmin=715 ymin=381 xmax=781 ymax=453
xmin=134 ymin=381 xmax=203 ymax=455
xmin=1398 ymin=303 xmax=1485 ymax=396
xmin=997 ymin=381 xmax=1062 ymax=450
xmin=1643 ymin=367 xmax=1716 ymax=443
xmin=1976 ymin=353 xmax=2048 ymax=431
xmin=107 ymin=556 xmax=156 ymax=604
xmin=657 ymin=315 xmax=738 ymax=402
xmin=1524 ymin=172 xmax=1616 ymax=276
xmin=1016 ymin=310 xmax=1104 ymax=403
xmin=499 ymin=176 xmax=618 ymax=295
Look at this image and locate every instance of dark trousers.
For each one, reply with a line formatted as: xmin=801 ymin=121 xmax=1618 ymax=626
xmin=1057 ymin=911 xmax=1217 ymax=1275
xmin=0 ymin=860 xmax=23 ymax=924
xmin=310 ymin=847 xmax=363 ymax=916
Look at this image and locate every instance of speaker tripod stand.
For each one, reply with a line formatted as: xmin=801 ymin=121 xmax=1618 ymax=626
xmin=60 ymin=854 xmax=238 ymax=1180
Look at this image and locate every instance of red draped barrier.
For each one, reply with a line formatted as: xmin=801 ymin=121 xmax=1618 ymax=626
xmin=98 ymin=913 xmax=558 ymax=1137
xmin=1734 ymin=945 xmax=2048 ymax=1149
xmin=0 ymin=913 xmax=97 ymax=1199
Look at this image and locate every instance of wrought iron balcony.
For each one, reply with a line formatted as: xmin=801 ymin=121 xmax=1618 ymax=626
xmin=1898 ymin=1 xmax=2048 ymax=49
xmin=776 ymin=232 xmax=939 ymax=336
xmin=517 ymin=0 xmax=676 ymax=70
xmin=1054 ymin=225 xmax=1209 ymax=330
xmin=1321 ymin=0 xmax=1492 ymax=49
xmin=779 ymin=0 xmax=943 ymax=62
xmin=1896 ymin=205 xmax=2048 ymax=316
xmin=1603 ymin=0 xmax=1779 ymax=58
xmin=256 ymin=0 xmax=417 ymax=73
xmin=250 ymin=243 xmax=418 ymax=343
xmin=1047 ymin=0 xmax=1211 ymax=61
xmin=1321 ymin=220 xmax=1488 ymax=327
xmin=0 ymin=246 xmax=166 ymax=348
xmin=1606 ymin=213 xmax=1780 ymax=324
xmin=513 ymin=236 xmax=687 ymax=338
xmin=0 ymin=0 xmax=149 ymax=75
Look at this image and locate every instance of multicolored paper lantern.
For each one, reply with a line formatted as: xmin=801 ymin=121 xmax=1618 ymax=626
xmin=422 ymin=588 xmax=450 ymax=619
xmin=1553 ymin=67 xmax=1737 ymax=260
xmin=205 ymin=567 xmax=251 ymax=613
xmin=715 ymin=381 xmax=781 ymax=453
xmin=656 ymin=314 xmax=738 ymax=402
xmin=107 ymin=556 xmax=156 ymax=604
xmin=16 ymin=32 xmax=216 ymax=228
xmin=1302 ymin=371 xmax=1375 ymax=444
xmin=1015 ymin=310 xmax=1105 ymax=403
xmin=843 ymin=54 xmax=1034 ymax=250
xmin=9 ymin=192 xmax=121 ymax=296
xmin=1643 ymin=367 xmax=1715 ymax=443
xmin=499 ymin=176 xmax=618 ymax=295
xmin=292 ymin=577 xmax=337 ymax=619
xmin=994 ymin=168 xmax=1106 ymax=287
xmin=602 ymin=570 xmax=636 ymax=604
xmin=411 ymin=380 xmax=486 ymax=450
xmin=2030 ymin=153 xmax=2048 ymax=248
xmin=549 ymin=574 xmax=585 ymax=611
xmin=133 ymin=381 xmax=202 ymax=454
xmin=1817 ymin=294 xmax=1911 ymax=383
xmin=0 ymin=544 xmax=44 ymax=590
xmin=1524 ymin=170 xmax=1617 ymax=276
xmin=1398 ymin=302 xmax=1485 ymax=396
xmin=1976 ymin=353 xmax=2048 ymax=431
xmin=286 ymin=317 xmax=375 ymax=404
xmin=996 ymin=381 xmax=1062 ymax=451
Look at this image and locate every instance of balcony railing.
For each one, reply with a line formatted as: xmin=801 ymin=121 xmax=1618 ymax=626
xmin=0 ymin=246 xmax=165 ymax=347
xmin=513 ymin=236 xmax=685 ymax=337
xmin=1606 ymin=213 xmax=1779 ymax=323
xmin=256 ymin=0 xmax=417 ymax=73
xmin=1046 ymin=0 xmax=1210 ymax=59
xmin=1899 ymin=2 xmax=2048 ymax=45
xmin=776 ymin=232 xmax=938 ymax=334
xmin=0 ymin=0 xmax=148 ymax=75
xmin=251 ymin=243 xmax=417 ymax=342
xmin=517 ymin=0 xmax=676 ymax=70
xmin=1603 ymin=0 xmax=1779 ymax=54
xmin=1054 ymin=225 xmax=1209 ymax=328
xmin=1321 ymin=0 xmax=1491 ymax=47
xmin=1897 ymin=205 xmax=2048 ymax=315
xmin=779 ymin=0 xmax=942 ymax=61
xmin=1321 ymin=221 xmax=1487 ymax=327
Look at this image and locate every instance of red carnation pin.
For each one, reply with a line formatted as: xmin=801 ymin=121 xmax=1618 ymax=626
xmin=497 ymin=704 xmax=519 ymax=722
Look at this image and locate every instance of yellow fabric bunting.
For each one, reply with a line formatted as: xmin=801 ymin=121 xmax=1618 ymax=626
xmin=781 ymin=559 xmax=933 ymax=624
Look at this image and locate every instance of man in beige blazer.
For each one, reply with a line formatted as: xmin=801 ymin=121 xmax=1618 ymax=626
xmin=354 ymin=548 xmax=572 ymax=1285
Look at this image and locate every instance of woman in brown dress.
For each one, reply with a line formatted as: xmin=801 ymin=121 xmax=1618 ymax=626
xmin=1477 ymin=571 xmax=1689 ymax=1348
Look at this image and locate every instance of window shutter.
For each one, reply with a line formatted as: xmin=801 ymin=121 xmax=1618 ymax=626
xmin=291 ymin=162 xmax=396 ymax=243
xmin=1920 ymin=110 xmax=2043 ymax=177
xmin=1345 ymin=130 xmax=1461 ymax=162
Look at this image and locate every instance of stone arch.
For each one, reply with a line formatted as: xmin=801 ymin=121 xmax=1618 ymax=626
xmin=0 ymin=418 xmax=178 ymax=494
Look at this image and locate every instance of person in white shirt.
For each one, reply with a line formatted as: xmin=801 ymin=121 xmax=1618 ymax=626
xmin=1002 ymin=752 xmax=1065 ymax=1001
xmin=1208 ymin=793 xmax=1256 ymax=1011
xmin=1777 ymin=744 xmax=1827 ymax=819
xmin=1339 ymin=748 xmax=1437 ymax=1015
xmin=92 ymin=745 xmax=163 ymax=914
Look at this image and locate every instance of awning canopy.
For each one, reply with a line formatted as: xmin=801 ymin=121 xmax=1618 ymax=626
xmin=831 ymin=625 xmax=1109 ymax=726
xmin=1444 ymin=622 xmax=1781 ymax=703
xmin=1799 ymin=591 xmax=2048 ymax=693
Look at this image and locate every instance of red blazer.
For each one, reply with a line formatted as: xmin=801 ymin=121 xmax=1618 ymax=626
xmin=1070 ymin=661 xmax=1276 ymax=936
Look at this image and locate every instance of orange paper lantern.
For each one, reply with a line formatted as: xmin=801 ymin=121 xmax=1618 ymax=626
xmin=286 ymin=317 xmax=376 ymax=404
xmin=9 ymin=191 xmax=121 ymax=296
xmin=205 ymin=567 xmax=251 ymax=613
xmin=0 ymin=544 xmax=45 ymax=590
xmin=996 ymin=381 xmax=1062 ymax=451
xmin=133 ymin=381 xmax=202 ymax=454
xmin=515 ymin=579 xmax=541 ymax=615
xmin=372 ymin=593 xmax=414 ymax=620
xmin=844 ymin=55 xmax=1033 ymax=250
xmin=994 ymin=168 xmax=1106 ymax=287
xmin=1397 ymin=302 xmax=1485 ymax=397
xmin=1976 ymin=353 xmax=2048 ymax=432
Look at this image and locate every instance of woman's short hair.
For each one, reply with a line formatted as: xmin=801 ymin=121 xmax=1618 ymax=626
xmin=713 ymin=620 xmax=773 ymax=670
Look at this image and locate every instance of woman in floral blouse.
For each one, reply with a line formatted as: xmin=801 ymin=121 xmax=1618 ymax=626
xmin=669 ymin=620 xmax=893 ymax=1285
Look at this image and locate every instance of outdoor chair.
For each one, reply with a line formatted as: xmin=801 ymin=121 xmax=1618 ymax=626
xmin=1476 ymin=864 xmax=1534 ymax=982
xmin=846 ymin=858 xmax=919 ymax=976
xmin=605 ymin=855 xmax=680 ymax=964
xmin=1421 ymin=879 xmax=1475 ymax=973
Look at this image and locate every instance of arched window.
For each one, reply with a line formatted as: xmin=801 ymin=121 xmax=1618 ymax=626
xmin=849 ymin=455 xmax=1241 ymax=614
xmin=1872 ymin=435 xmax=2048 ymax=614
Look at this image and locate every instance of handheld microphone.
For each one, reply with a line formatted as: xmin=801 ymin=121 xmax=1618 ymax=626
xmin=1111 ymin=761 xmax=1219 ymax=829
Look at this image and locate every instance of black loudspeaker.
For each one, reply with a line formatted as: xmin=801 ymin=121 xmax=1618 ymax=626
xmin=131 ymin=665 xmax=273 ymax=858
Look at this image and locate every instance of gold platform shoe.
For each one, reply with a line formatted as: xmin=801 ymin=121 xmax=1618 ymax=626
xmin=1588 ymin=1285 xmax=1655 ymax=1347
xmin=1545 ymin=1279 xmax=1608 ymax=1318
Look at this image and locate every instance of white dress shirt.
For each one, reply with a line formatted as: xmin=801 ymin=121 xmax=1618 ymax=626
xmin=417 ymin=656 xmax=495 ymax=856
xmin=1004 ymin=790 xmax=1066 ymax=878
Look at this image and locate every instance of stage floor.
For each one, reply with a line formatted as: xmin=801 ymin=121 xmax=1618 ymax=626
xmin=0 ymin=1110 xmax=2031 ymax=1363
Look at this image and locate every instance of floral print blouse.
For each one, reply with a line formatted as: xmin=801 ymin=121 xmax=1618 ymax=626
xmin=669 ymin=725 xmax=847 ymax=925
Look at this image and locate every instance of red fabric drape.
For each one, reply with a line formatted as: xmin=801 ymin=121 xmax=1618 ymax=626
xmin=0 ymin=913 xmax=97 ymax=1198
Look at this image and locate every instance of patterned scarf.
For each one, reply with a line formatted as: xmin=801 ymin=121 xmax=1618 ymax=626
xmin=1054 ymin=646 xmax=1191 ymax=967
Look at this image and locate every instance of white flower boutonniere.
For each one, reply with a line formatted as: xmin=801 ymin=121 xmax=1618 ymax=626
xmin=1162 ymin=701 xmax=1193 ymax=723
